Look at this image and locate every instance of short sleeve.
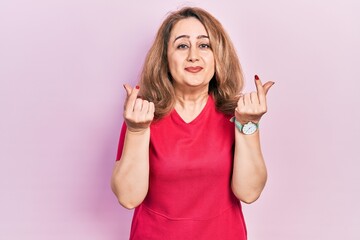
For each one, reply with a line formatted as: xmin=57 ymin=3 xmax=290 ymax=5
xmin=115 ymin=122 xmax=127 ymax=161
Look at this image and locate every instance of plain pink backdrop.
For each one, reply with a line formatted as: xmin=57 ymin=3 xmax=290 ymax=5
xmin=1 ymin=0 xmax=359 ymax=239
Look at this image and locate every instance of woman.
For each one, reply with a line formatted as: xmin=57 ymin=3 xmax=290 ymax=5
xmin=111 ymin=6 xmax=274 ymax=240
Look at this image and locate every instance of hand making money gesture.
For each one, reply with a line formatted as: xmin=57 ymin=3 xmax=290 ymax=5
xmin=234 ymin=75 xmax=275 ymax=125
xmin=123 ymin=84 xmax=155 ymax=133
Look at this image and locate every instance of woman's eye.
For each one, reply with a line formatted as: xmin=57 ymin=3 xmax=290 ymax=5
xmin=199 ymin=44 xmax=210 ymax=49
xmin=177 ymin=44 xmax=188 ymax=49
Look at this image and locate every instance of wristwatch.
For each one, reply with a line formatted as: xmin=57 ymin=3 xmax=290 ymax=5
xmin=230 ymin=117 xmax=258 ymax=135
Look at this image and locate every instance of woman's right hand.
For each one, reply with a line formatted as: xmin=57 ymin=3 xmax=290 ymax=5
xmin=123 ymin=84 xmax=155 ymax=133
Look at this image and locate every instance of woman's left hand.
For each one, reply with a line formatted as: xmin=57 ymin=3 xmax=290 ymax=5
xmin=235 ymin=75 xmax=274 ymax=124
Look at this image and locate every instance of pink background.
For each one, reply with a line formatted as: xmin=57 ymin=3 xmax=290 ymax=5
xmin=1 ymin=0 xmax=359 ymax=239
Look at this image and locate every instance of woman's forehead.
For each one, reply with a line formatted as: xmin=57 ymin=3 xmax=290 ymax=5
xmin=170 ymin=18 xmax=208 ymax=40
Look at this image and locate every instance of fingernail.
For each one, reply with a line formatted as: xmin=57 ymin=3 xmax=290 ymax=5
xmin=135 ymin=85 xmax=140 ymax=89
xmin=255 ymin=75 xmax=259 ymax=80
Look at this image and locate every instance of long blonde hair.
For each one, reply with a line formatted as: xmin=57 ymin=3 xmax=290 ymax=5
xmin=139 ymin=7 xmax=244 ymax=119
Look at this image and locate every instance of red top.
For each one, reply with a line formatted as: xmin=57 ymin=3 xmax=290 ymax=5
xmin=116 ymin=95 xmax=247 ymax=240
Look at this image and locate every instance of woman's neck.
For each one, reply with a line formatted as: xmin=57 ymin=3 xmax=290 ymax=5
xmin=175 ymin=91 xmax=208 ymax=105
xmin=174 ymin=89 xmax=209 ymax=123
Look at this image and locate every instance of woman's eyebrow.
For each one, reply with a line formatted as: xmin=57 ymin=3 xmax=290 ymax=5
xmin=173 ymin=35 xmax=209 ymax=42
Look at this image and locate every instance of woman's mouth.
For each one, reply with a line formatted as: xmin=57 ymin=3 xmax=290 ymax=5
xmin=185 ymin=66 xmax=203 ymax=73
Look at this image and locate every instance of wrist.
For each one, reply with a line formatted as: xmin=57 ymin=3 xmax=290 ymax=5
xmin=126 ymin=126 xmax=150 ymax=135
xmin=230 ymin=117 xmax=259 ymax=135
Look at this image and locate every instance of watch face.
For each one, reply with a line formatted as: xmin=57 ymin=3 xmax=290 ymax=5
xmin=242 ymin=122 xmax=257 ymax=135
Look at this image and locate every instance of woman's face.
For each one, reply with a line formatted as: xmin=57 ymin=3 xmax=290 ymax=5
xmin=167 ymin=17 xmax=215 ymax=92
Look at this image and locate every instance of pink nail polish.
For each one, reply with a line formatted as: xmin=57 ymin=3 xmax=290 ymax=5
xmin=135 ymin=85 xmax=140 ymax=89
xmin=255 ymin=75 xmax=259 ymax=80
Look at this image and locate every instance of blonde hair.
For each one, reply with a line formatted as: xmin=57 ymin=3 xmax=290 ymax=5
xmin=139 ymin=7 xmax=244 ymax=119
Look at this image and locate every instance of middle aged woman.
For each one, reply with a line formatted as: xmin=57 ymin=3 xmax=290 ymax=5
xmin=111 ymin=6 xmax=275 ymax=239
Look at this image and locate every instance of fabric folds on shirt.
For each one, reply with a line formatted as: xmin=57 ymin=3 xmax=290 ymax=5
xmin=116 ymin=95 xmax=247 ymax=240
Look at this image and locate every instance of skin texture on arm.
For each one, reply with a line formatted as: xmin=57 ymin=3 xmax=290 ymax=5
xmin=231 ymin=75 xmax=274 ymax=204
xmin=110 ymin=85 xmax=155 ymax=209
xmin=232 ymin=129 xmax=267 ymax=204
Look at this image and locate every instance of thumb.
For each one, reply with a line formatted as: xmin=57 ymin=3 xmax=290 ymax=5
xmin=263 ymin=81 xmax=275 ymax=95
xmin=123 ymin=84 xmax=132 ymax=97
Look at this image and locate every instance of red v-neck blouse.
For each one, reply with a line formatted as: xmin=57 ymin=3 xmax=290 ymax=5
xmin=116 ymin=95 xmax=247 ymax=240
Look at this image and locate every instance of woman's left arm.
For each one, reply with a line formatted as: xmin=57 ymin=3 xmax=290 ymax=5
xmin=231 ymin=75 xmax=274 ymax=204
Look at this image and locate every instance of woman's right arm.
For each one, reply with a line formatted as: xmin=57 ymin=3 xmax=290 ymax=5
xmin=110 ymin=84 xmax=155 ymax=209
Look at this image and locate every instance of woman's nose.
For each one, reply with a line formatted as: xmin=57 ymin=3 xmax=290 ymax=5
xmin=187 ymin=47 xmax=199 ymax=62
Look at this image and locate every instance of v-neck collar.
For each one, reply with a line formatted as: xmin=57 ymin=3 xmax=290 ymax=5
xmin=171 ymin=94 xmax=213 ymax=126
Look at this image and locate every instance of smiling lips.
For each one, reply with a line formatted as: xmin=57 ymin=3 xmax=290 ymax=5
xmin=185 ymin=66 xmax=203 ymax=73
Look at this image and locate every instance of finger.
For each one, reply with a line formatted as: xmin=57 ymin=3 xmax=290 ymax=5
xmin=133 ymin=98 xmax=143 ymax=112
xmin=123 ymin=84 xmax=132 ymax=97
xmin=254 ymin=75 xmax=266 ymax=104
xmin=141 ymin=100 xmax=149 ymax=114
xmin=244 ymin=93 xmax=251 ymax=105
xmin=123 ymin=84 xmax=132 ymax=111
xmin=250 ymin=92 xmax=259 ymax=104
xmin=148 ymin=102 xmax=155 ymax=114
xmin=235 ymin=95 xmax=244 ymax=114
xmin=125 ymin=85 xmax=140 ymax=111
xmin=147 ymin=102 xmax=155 ymax=120
xmin=238 ymin=94 xmax=245 ymax=107
xmin=263 ymin=81 xmax=275 ymax=95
